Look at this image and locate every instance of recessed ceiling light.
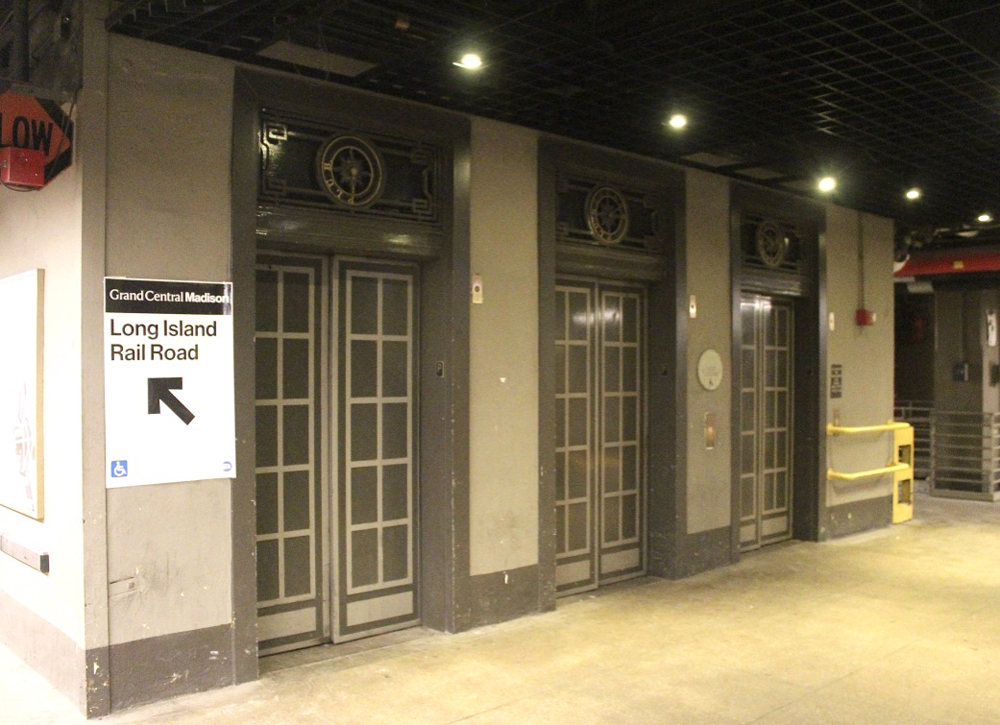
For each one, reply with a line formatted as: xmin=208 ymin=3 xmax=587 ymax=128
xmin=905 ymin=188 xmax=921 ymax=200
xmin=817 ymin=176 xmax=837 ymax=193
xmin=978 ymin=212 xmax=994 ymax=223
xmin=666 ymin=113 xmax=688 ymax=130
xmin=453 ymin=53 xmax=483 ymax=70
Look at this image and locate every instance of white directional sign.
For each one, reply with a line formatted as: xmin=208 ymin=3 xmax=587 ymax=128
xmin=104 ymin=278 xmax=236 ymax=488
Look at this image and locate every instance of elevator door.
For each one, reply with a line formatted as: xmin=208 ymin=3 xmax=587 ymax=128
xmin=739 ymin=295 xmax=794 ymax=551
xmin=555 ymin=281 xmax=645 ymax=594
xmin=334 ymin=260 xmax=419 ymax=642
xmin=255 ymin=255 xmax=419 ymax=653
xmin=255 ymin=255 xmax=326 ymax=652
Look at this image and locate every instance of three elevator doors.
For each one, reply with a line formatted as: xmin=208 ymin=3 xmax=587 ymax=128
xmin=555 ymin=279 xmax=646 ymax=593
xmin=738 ymin=295 xmax=794 ymax=551
xmin=255 ymin=254 xmax=419 ymax=652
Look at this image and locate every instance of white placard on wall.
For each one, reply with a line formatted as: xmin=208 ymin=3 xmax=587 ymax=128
xmin=104 ymin=277 xmax=236 ymax=488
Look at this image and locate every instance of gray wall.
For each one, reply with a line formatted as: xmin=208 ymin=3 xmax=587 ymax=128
xmin=824 ymin=207 xmax=896 ymax=516
xmin=98 ymin=35 xmax=239 ymax=711
xmin=104 ymin=34 xmax=235 ymax=648
xmin=468 ymin=118 xmax=540 ymax=575
xmin=683 ymin=170 xmax=733 ymax=535
xmin=934 ymin=289 xmax=1000 ymax=414
xmin=0 ymin=111 xmax=89 ymax=705
xmin=0 ymin=3 xmax=113 ymax=712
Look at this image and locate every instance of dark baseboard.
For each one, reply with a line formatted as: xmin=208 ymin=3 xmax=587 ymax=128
xmin=670 ymin=525 xmax=734 ymax=579
xmin=462 ymin=564 xmax=542 ymax=630
xmin=106 ymin=623 xmax=235 ymax=712
xmin=823 ymin=496 xmax=892 ymax=540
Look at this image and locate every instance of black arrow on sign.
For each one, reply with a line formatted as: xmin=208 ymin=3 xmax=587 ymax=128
xmin=148 ymin=377 xmax=195 ymax=425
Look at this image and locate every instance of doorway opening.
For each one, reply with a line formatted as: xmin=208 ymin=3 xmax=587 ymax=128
xmin=254 ymin=253 xmax=420 ymax=653
xmin=554 ymin=278 xmax=647 ymax=593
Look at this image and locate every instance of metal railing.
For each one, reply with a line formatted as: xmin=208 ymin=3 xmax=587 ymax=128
xmin=827 ymin=420 xmax=915 ymax=522
xmin=826 ymin=421 xmax=911 ymax=481
xmin=894 ymin=400 xmax=932 ymax=478
xmin=929 ymin=411 xmax=1000 ymax=501
xmin=827 ymin=462 xmax=909 ymax=481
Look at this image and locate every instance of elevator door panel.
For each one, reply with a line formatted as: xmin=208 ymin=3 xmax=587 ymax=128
xmin=335 ymin=261 xmax=419 ymax=641
xmin=255 ymin=256 xmax=325 ymax=652
xmin=739 ymin=296 xmax=794 ymax=551
xmin=555 ymin=281 xmax=645 ymax=593
xmin=255 ymin=256 xmax=419 ymax=652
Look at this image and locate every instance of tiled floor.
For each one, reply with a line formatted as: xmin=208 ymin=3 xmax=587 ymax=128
xmin=3 ymin=492 xmax=998 ymax=724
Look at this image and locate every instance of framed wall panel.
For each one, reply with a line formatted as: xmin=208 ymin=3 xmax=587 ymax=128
xmin=0 ymin=269 xmax=44 ymax=520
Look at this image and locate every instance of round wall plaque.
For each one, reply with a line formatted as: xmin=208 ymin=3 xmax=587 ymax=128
xmin=697 ymin=348 xmax=723 ymax=391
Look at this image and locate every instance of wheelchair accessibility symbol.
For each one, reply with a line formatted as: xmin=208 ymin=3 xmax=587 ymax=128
xmin=111 ymin=460 xmax=128 ymax=478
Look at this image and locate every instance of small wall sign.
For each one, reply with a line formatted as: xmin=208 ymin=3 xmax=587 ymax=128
xmin=697 ymin=348 xmax=723 ymax=391
xmin=830 ymin=363 xmax=843 ymax=398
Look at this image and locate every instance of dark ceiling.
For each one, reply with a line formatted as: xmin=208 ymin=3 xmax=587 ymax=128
xmin=12 ymin=1 xmax=1000 ymax=248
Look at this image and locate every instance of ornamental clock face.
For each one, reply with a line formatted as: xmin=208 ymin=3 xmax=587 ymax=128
xmin=586 ymin=185 xmax=630 ymax=244
xmin=754 ymin=219 xmax=789 ymax=268
xmin=315 ymin=135 xmax=384 ymax=207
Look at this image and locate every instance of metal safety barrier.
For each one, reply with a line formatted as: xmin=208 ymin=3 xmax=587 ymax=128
xmin=827 ymin=420 xmax=915 ymax=522
xmin=827 ymin=463 xmax=909 ymax=481
xmin=894 ymin=400 xmax=932 ymax=478
xmin=929 ymin=411 xmax=1000 ymax=501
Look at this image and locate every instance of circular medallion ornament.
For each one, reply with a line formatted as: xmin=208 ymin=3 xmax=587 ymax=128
xmin=697 ymin=349 xmax=724 ymax=391
xmin=754 ymin=219 xmax=789 ymax=268
xmin=586 ymin=185 xmax=630 ymax=244
xmin=315 ymin=135 xmax=384 ymax=207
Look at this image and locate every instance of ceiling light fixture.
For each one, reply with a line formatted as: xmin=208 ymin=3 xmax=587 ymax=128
xmin=453 ymin=53 xmax=483 ymax=70
xmin=817 ymin=176 xmax=837 ymax=193
xmin=905 ymin=188 xmax=921 ymax=200
xmin=666 ymin=113 xmax=688 ymax=130
xmin=978 ymin=212 xmax=994 ymax=223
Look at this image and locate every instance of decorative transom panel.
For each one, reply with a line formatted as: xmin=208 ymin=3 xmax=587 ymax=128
xmin=259 ymin=110 xmax=442 ymax=226
xmin=557 ymin=175 xmax=659 ymax=251
xmin=741 ymin=214 xmax=805 ymax=276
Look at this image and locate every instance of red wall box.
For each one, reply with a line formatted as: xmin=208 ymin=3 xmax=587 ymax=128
xmin=0 ymin=146 xmax=46 ymax=188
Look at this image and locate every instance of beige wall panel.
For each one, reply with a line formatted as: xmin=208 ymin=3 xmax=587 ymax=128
xmin=468 ymin=118 xmax=540 ymax=575
xmin=106 ymin=481 xmax=233 ymax=644
xmin=685 ymin=170 xmax=733 ymax=534
xmin=824 ymin=207 xmax=896 ymax=506
xmin=104 ymin=36 xmax=235 ymax=642
xmin=0 ymin=162 xmax=86 ymax=645
xmin=106 ymin=36 xmax=233 ymax=280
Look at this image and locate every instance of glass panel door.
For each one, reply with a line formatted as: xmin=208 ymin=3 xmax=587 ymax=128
xmin=335 ymin=261 xmax=419 ymax=641
xmin=255 ymin=255 xmax=326 ymax=652
xmin=555 ymin=280 xmax=645 ymax=594
xmin=739 ymin=296 xmax=794 ymax=551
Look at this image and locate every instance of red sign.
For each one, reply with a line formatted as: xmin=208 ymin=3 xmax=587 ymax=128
xmin=0 ymin=91 xmax=73 ymax=183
